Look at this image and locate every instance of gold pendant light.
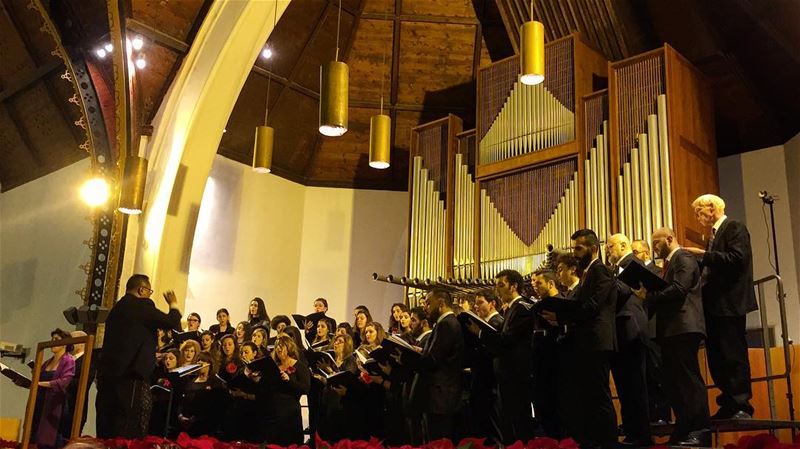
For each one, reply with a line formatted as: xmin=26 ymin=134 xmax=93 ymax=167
xmin=319 ymin=0 xmax=348 ymax=136
xmin=253 ymin=125 xmax=273 ymax=173
xmin=253 ymin=0 xmax=279 ymax=174
xmin=368 ymin=0 xmax=391 ymax=169
xmin=519 ymin=2 xmax=544 ymax=86
xmin=118 ymin=155 xmax=148 ymax=214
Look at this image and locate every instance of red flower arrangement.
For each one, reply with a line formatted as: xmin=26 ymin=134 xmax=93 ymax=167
xmin=50 ymin=431 xmax=800 ymax=449
xmin=284 ymin=366 xmax=296 ymax=375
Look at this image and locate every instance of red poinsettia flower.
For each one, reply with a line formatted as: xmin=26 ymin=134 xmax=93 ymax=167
xmin=359 ymin=371 xmax=372 ymax=384
xmin=226 ymin=362 xmax=237 ymax=374
xmin=557 ymin=438 xmax=578 ymax=449
xmin=527 ymin=437 xmax=559 ymax=449
xmin=504 ymin=441 xmax=525 ymax=449
xmin=427 ymin=438 xmax=455 ymax=449
xmin=285 ymin=365 xmax=296 ymax=375
xmin=455 ymin=437 xmax=490 ymax=449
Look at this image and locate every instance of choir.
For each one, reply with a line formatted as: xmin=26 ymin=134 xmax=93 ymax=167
xmin=7 ymin=194 xmax=754 ymax=449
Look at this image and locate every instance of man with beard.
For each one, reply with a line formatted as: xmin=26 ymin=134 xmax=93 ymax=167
xmin=539 ymin=229 xmax=617 ymax=449
xmin=409 ymin=307 xmax=432 ymax=348
xmin=633 ymin=228 xmax=710 ymax=445
xmin=406 ymin=288 xmax=465 ymax=440
xmin=606 ymin=234 xmax=652 ymax=446
xmin=556 ymin=254 xmax=581 ymax=299
xmin=468 ymin=269 xmax=534 ymax=444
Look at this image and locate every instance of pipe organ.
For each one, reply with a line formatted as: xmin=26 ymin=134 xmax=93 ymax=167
xmin=404 ymin=36 xmax=718 ymax=300
xmin=479 ymin=160 xmax=579 ymax=279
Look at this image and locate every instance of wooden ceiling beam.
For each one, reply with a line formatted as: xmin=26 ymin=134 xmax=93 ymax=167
xmin=3 ymin=103 xmax=44 ymax=167
xmin=360 ymin=13 xmax=478 ymax=25
xmin=126 ymin=18 xmax=189 ymax=53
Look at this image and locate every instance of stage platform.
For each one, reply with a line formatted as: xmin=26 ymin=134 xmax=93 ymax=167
xmin=651 ymin=418 xmax=800 ymax=437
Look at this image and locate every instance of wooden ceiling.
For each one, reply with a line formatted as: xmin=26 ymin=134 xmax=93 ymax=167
xmin=2 ymin=0 xmax=799 ymax=192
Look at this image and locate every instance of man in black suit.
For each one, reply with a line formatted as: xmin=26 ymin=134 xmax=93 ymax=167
xmin=632 ymin=240 xmax=662 ymax=277
xmin=467 ymin=291 xmax=504 ymax=441
xmin=606 ymin=234 xmax=652 ymax=446
xmin=410 ymin=306 xmax=433 ymax=348
xmin=687 ymin=194 xmax=757 ymax=419
xmin=413 ymin=288 xmax=465 ymax=440
xmin=634 ymin=227 xmax=710 ymax=445
xmin=556 ymin=254 xmax=581 ymax=299
xmin=632 ymin=239 xmax=671 ymax=426
xmin=530 ymin=269 xmax=565 ymax=439
xmin=96 ymin=274 xmax=182 ymax=438
xmin=539 ymin=229 xmax=617 ymax=449
xmin=469 ymin=269 xmax=534 ymax=444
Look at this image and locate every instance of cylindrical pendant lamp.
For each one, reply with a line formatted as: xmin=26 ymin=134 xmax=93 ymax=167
xmin=253 ymin=125 xmax=274 ymax=173
xmin=118 ymin=156 xmax=148 ymax=214
xmin=520 ymin=20 xmax=545 ymax=85
xmin=319 ymin=61 xmax=349 ymax=136
xmin=369 ymin=113 xmax=391 ymax=169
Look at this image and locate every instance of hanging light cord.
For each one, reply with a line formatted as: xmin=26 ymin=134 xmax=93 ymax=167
xmin=335 ymin=0 xmax=342 ymax=61
xmin=264 ymin=0 xmax=278 ymax=125
xmin=379 ymin=0 xmax=389 ymax=114
xmin=530 ymin=0 xmax=533 ymax=19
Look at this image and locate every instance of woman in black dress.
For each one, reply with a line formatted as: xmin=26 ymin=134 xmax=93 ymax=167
xmin=179 ymin=352 xmax=226 ymax=437
xmin=315 ymin=333 xmax=358 ymax=442
xmin=209 ymin=308 xmax=234 ymax=340
xmin=262 ymin=335 xmax=310 ymax=445
xmin=247 ymin=297 xmax=270 ymax=331
xmin=223 ymin=342 xmax=261 ymax=442
xmin=235 ymin=321 xmax=251 ymax=347
xmin=352 ymin=310 xmax=372 ymax=349
xmin=250 ymin=327 xmax=269 ymax=357
xmin=217 ymin=334 xmax=240 ymax=383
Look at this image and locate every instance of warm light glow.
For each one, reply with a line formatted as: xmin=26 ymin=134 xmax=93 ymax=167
xmin=80 ymin=177 xmax=111 ymax=207
xmin=132 ymin=36 xmax=144 ymax=50
xmin=261 ymin=48 xmax=273 ymax=59
xmin=104 ymin=43 xmax=113 ymax=52
xmin=135 ymin=56 xmax=147 ymax=69
xmin=253 ymin=167 xmax=271 ymax=174
xmin=96 ymin=48 xmax=107 ymax=58
xmin=318 ymin=125 xmax=347 ymax=137
xmin=126 ymin=38 xmax=133 ymax=56
xmin=520 ymin=74 xmax=545 ymax=85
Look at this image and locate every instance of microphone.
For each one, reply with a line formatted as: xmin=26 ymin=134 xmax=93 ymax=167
xmin=758 ymin=190 xmax=777 ymax=204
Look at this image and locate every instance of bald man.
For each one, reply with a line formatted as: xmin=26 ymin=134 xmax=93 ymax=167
xmin=606 ymin=234 xmax=652 ymax=446
xmin=633 ymin=228 xmax=709 ymax=445
xmin=686 ymin=194 xmax=756 ymax=419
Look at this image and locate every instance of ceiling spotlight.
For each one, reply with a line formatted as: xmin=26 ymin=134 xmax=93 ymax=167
xmin=104 ymin=43 xmax=113 ymax=52
xmin=80 ymin=177 xmax=111 ymax=207
xmin=135 ymin=56 xmax=147 ymax=69
xmin=95 ymin=48 xmax=107 ymax=58
xmin=223 ymin=128 xmax=227 ymax=133
xmin=261 ymin=48 xmax=273 ymax=59
xmin=132 ymin=36 xmax=144 ymax=50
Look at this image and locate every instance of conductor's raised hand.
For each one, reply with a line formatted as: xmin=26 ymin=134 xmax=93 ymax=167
xmin=163 ymin=290 xmax=178 ymax=306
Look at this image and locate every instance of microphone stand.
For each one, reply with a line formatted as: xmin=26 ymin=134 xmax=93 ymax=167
xmin=759 ymin=191 xmax=780 ymax=276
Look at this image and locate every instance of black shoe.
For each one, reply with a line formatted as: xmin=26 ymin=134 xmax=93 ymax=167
xmin=675 ymin=430 xmax=711 ymax=447
xmin=731 ymin=410 xmax=752 ymax=419
xmin=650 ymin=419 xmax=669 ymax=426
xmin=711 ymin=408 xmax=735 ymax=420
xmin=619 ymin=437 xmax=654 ymax=447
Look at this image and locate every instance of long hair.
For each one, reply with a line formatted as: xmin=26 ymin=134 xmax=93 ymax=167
xmin=179 ymin=339 xmax=201 ymax=366
xmin=333 ymin=333 xmax=354 ymax=360
xmin=272 ymin=335 xmax=300 ymax=362
xmin=362 ymin=321 xmax=387 ymax=349
xmin=388 ymin=303 xmax=409 ymax=333
xmin=219 ymin=334 xmax=239 ymax=363
xmin=248 ymin=297 xmax=270 ymax=322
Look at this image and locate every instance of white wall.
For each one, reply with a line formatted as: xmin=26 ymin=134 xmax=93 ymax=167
xmin=186 ymin=156 xmax=306 ymax=327
xmin=185 ymin=156 xmax=409 ymax=330
xmin=718 ymin=143 xmax=800 ymax=342
xmin=0 ymin=159 xmax=94 ymax=429
xmin=296 ymin=188 xmax=408 ymax=327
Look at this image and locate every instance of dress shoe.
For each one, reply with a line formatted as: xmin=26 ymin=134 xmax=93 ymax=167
xmin=731 ymin=410 xmax=752 ymax=419
xmin=650 ymin=419 xmax=670 ymax=426
xmin=675 ymin=430 xmax=711 ymax=447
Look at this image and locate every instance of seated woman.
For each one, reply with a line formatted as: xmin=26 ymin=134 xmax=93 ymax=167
xmin=217 ymin=334 xmax=240 ymax=383
xmin=314 ymin=333 xmax=358 ymax=442
xmin=235 ymin=321 xmax=251 ymax=347
xmin=247 ymin=297 xmax=271 ymax=331
xmin=179 ymin=352 xmax=227 ymax=437
xmin=250 ymin=326 xmax=269 ymax=357
xmin=30 ymin=329 xmax=75 ymax=449
xmin=179 ymin=340 xmax=201 ymax=367
xmin=262 ymin=335 xmax=311 ymax=445
xmin=209 ymin=308 xmax=234 ymax=340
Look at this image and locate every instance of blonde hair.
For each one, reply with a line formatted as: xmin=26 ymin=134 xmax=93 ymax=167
xmin=692 ymin=194 xmax=725 ymax=212
xmin=271 ymin=335 xmax=300 ymax=362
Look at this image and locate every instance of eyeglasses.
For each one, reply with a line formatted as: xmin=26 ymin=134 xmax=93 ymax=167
xmin=140 ymin=286 xmax=154 ymax=294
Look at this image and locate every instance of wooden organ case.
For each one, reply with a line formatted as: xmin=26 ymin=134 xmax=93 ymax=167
xmin=404 ymin=35 xmax=718 ymax=301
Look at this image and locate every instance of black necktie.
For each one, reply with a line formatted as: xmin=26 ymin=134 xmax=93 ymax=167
xmin=707 ymin=228 xmax=716 ymax=251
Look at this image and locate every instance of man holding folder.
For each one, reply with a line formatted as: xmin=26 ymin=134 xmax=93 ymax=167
xmin=631 ymin=228 xmax=710 ymax=446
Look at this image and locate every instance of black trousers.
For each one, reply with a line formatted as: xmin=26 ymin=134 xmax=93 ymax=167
xmin=425 ymin=412 xmax=457 ymax=441
xmin=497 ymin=377 xmax=533 ymax=443
xmin=532 ymin=335 xmax=562 ymax=439
xmin=610 ymin=339 xmax=651 ymax=442
xmin=644 ymin=338 xmax=672 ymax=422
xmin=660 ymin=333 xmax=710 ymax=442
xmin=705 ymin=314 xmax=754 ymax=414
xmin=562 ymin=350 xmax=617 ymax=448
xmin=95 ymin=376 xmax=152 ymax=439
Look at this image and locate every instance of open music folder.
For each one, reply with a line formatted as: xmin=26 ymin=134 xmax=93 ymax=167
xmin=457 ymin=310 xmax=498 ymax=334
xmin=618 ymin=261 xmax=669 ymax=292
xmin=0 ymin=362 xmax=32 ymax=388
